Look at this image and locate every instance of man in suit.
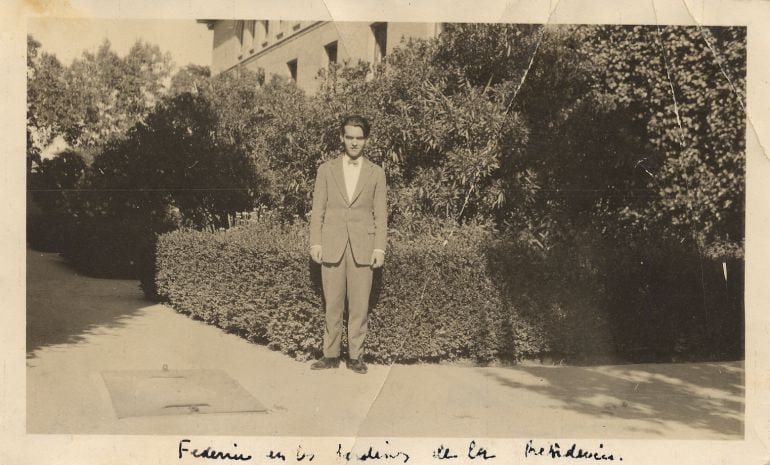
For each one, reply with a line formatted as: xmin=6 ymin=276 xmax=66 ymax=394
xmin=308 ymin=115 xmax=387 ymax=374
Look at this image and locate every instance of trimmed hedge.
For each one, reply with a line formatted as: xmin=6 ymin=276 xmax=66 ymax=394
xmin=27 ymin=211 xmax=76 ymax=253
xmin=59 ymin=217 xmax=147 ymax=279
xmin=27 ymin=206 xmax=172 ymax=299
xmin=156 ymin=218 xmax=743 ymax=364
xmin=156 ymin=220 xmax=548 ymax=363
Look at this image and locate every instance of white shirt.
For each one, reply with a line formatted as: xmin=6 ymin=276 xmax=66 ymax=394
xmin=342 ymin=154 xmax=362 ymax=201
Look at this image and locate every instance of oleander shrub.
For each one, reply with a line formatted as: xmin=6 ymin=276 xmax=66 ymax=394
xmin=156 ymin=219 xmax=549 ymax=363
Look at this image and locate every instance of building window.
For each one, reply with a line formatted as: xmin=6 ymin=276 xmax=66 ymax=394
xmin=287 ymin=59 xmax=298 ymax=82
xmin=236 ymin=20 xmax=244 ymax=58
xmin=240 ymin=21 xmax=248 ymax=45
xmin=246 ymin=21 xmax=256 ymax=52
xmin=371 ymin=22 xmax=387 ymax=65
xmin=240 ymin=20 xmax=255 ymax=55
xmin=259 ymin=20 xmax=269 ymax=46
xmin=324 ymin=41 xmax=338 ymax=65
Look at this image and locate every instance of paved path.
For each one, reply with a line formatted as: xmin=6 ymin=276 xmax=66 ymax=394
xmin=27 ymin=249 xmax=744 ymax=438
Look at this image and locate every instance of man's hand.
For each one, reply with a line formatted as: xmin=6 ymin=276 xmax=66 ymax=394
xmin=310 ymin=245 xmax=323 ymax=264
xmin=370 ymin=250 xmax=385 ymax=269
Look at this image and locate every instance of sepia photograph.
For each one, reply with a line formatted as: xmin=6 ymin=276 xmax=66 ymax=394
xmin=25 ymin=16 xmax=746 ymax=437
xmin=5 ymin=0 xmax=770 ymax=464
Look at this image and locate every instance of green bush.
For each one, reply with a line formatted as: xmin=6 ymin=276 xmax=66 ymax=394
xmin=156 ymin=219 xmax=548 ymax=363
xmin=59 ymin=216 xmax=149 ymax=279
xmin=598 ymin=236 xmax=744 ymax=362
xmin=156 ymin=216 xmax=742 ymax=364
xmin=88 ymin=93 xmax=268 ymax=231
xmin=55 ymin=213 xmax=175 ymax=302
xmin=26 ymin=150 xmax=87 ymax=253
xmin=29 ymin=92 xmax=265 ymax=298
xmin=27 ymin=210 xmax=74 ymax=253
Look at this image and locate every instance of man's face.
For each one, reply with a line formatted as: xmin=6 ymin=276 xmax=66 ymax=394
xmin=341 ymin=124 xmax=368 ymax=159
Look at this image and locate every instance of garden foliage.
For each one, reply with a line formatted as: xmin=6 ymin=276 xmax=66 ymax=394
xmin=27 ymin=37 xmax=173 ymax=152
xmin=156 ymin=218 xmax=549 ymax=363
xmin=156 ymin=216 xmax=741 ymax=363
xmin=28 ymin=24 xmax=746 ymax=362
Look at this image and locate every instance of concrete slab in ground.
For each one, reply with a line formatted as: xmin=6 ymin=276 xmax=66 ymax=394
xmin=26 ymin=249 xmax=744 ymax=438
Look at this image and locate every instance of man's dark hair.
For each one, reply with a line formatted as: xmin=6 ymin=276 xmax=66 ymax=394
xmin=340 ymin=115 xmax=371 ymax=138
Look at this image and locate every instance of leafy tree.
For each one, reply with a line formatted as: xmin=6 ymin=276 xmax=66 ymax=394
xmin=27 ymin=38 xmax=174 ymax=151
xmin=589 ymin=25 xmax=746 ymax=259
xmin=307 ymin=35 xmax=534 ymax=226
xmin=509 ymin=25 xmax=745 ymax=258
xmin=415 ymin=24 xmax=745 ymax=260
xmin=87 ymin=92 xmax=269 ymax=230
xmin=205 ymin=67 xmax=267 ymax=151
xmin=435 ymin=23 xmax=542 ymax=90
xmin=28 ymin=149 xmax=87 ymax=213
xmin=27 ymin=34 xmax=41 ymax=173
xmin=252 ymin=75 xmax=339 ymax=220
xmin=27 ymin=35 xmax=67 ymax=172
xmin=168 ymin=64 xmax=212 ymax=96
xmin=66 ymin=39 xmax=174 ymax=148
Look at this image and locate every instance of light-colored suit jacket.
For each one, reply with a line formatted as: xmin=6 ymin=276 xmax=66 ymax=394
xmin=309 ymin=155 xmax=387 ymax=265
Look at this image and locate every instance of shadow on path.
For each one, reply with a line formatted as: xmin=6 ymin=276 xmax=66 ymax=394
xmin=27 ymin=248 xmax=150 ymax=357
xmin=480 ymin=361 xmax=743 ymax=437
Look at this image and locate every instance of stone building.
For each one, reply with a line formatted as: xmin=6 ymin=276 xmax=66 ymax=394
xmin=198 ymin=20 xmax=442 ymax=93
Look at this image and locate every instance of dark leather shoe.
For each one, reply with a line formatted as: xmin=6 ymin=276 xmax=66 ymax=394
xmin=346 ymin=358 xmax=367 ymax=374
xmin=311 ymin=357 xmax=340 ymax=370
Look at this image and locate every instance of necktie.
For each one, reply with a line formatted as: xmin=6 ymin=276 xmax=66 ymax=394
xmin=348 ymin=158 xmax=359 ymax=166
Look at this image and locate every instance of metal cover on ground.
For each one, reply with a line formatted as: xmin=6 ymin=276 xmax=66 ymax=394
xmin=101 ymin=369 xmax=267 ymax=418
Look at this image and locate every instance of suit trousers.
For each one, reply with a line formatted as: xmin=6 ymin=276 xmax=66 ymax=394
xmin=321 ymin=241 xmax=372 ymax=360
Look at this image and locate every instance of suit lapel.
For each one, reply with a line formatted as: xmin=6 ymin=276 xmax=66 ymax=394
xmin=349 ymin=158 xmax=372 ymax=206
xmin=329 ymin=156 xmax=350 ymax=204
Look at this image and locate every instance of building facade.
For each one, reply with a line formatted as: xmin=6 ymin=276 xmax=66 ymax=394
xmin=198 ymin=20 xmax=442 ymax=94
